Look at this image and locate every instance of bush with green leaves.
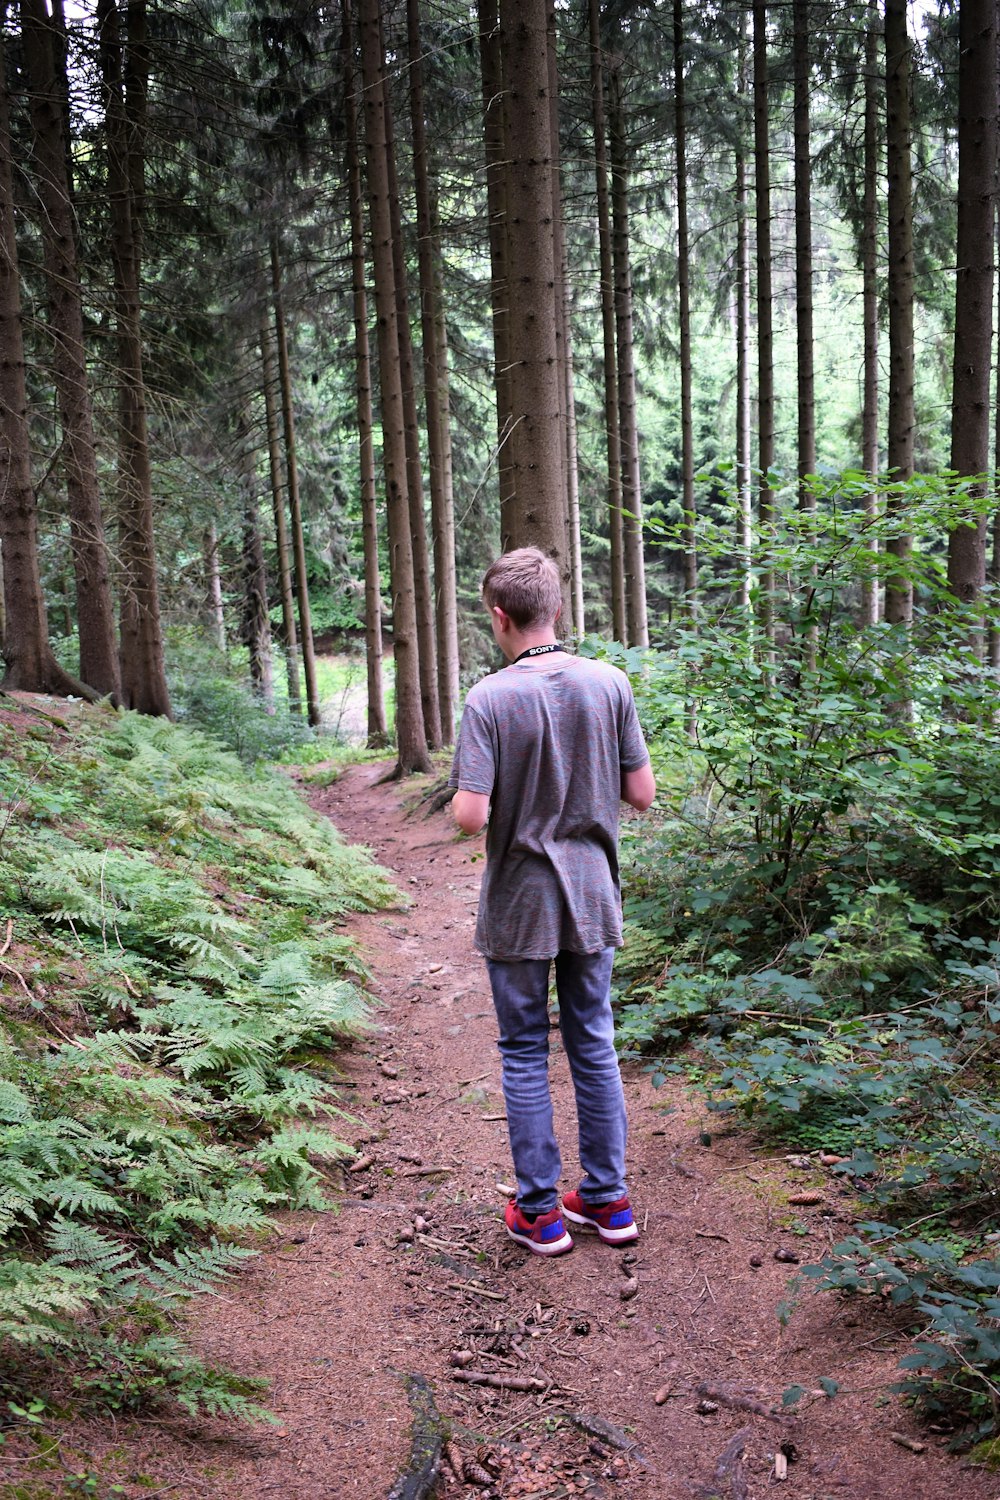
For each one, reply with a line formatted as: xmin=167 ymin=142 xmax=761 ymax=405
xmin=612 ymin=473 xmax=1000 ymax=1440
xmin=0 ymin=707 xmax=396 ymax=1421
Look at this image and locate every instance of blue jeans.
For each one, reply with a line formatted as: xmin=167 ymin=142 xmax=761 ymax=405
xmin=486 ymin=948 xmax=628 ymax=1216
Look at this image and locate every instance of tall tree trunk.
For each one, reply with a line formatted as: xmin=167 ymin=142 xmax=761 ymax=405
xmin=735 ymin=21 xmax=752 ymax=616
xmin=607 ymin=54 xmax=648 ymax=647
xmin=358 ymin=0 xmax=430 ymax=775
xmin=588 ymin=0 xmax=625 ymax=641
xmin=21 ymin=0 xmax=119 ymax=700
xmin=203 ymin=521 xmax=226 ymax=653
xmin=407 ymin=0 xmax=458 ymax=740
xmin=270 ymin=238 xmax=320 ymax=728
xmin=98 ymin=0 xmax=170 ymax=716
xmin=377 ymin=14 xmax=441 ymax=751
xmin=860 ymin=6 xmax=880 ymax=628
xmin=499 ymin=0 xmax=571 ymax=611
xmin=884 ymin=0 xmax=915 ymax=625
xmin=342 ymin=0 xmax=386 ymax=747
xmin=260 ymin=317 xmax=301 ymax=714
xmin=753 ymin=0 xmax=775 ymax=648
xmin=0 ymin=11 xmax=92 ymax=697
xmin=545 ymin=0 xmax=583 ymax=636
xmin=236 ymin=410 xmax=273 ymax=706
xmin=946 ymin=0 xmax=996 ymax=620
xmin=793 ymin=0 xmax=816 ymax=664
xmin=479 ymin=0 xmax=513 ymax=536
xmin=674 ymin=0 xmax=696 ymax=618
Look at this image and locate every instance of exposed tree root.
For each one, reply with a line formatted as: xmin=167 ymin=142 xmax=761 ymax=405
xmin=387 ymin=1372 xmax=444 ymax=1500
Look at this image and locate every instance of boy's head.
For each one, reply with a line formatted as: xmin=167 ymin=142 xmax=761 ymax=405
xmin=482 ymin=548 xmax=562 ymax=630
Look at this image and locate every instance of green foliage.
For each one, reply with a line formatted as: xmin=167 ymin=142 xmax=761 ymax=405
xmin=0 ymin=707 xmax=395 ymax=1422
xmin=618 ymin=476 xmax=1000 ymax=1441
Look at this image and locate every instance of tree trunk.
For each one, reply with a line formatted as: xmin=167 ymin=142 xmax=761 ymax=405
xmin=21 ymin=0 xmax=119 ymax=701
xmin=376 ymin=13 xmax=441 ymax=751
xmin=358 ymin=0 xmax=430 ymax=775
xmin=236 ymin=410 xmax=273 ymax=707
xmin=0 ymin=13 xmax=93 ymax=697
xmin=753 ymin=0 xmax=775 ymax=647
xmin=260 ymin=317 xmax=301 ymax=715
xmin=735 ymin=17 xmax=752 ymax=616
xmin=860 ymin=6 xmax=880 ymax=628
xmin=545 ymin=0 xmax=583 ymax=637
xmin=342 ymin=0 xmax=386 ymax=747
xmin=793 ymin=0 xmax=816 ymax=664
xmin=270 ymin=237 xmax=321 ymax=728
xmin=588 ymin=0 xmax=625 ymax=641
xmin=946 ymin=0 xmax=996 ymax=618
xmin=98 ymin=0 xmax=170 ymax=716
xmin=407 ymin=0 xmax=458 ymax=740
xmin=884 ymin=0 xmax=915 ymax=625
xmin=499 ymin=0 xmax=571 ymax=611
xmin=674 ymin=0 xmax=696 ymax=618
xmin=203 ymin=521 xmax=226 ymax=653
xmin=478 ymin=0 xmax=513 ymax=537
xmin=607 ymin=53 xmax=648 ymax=647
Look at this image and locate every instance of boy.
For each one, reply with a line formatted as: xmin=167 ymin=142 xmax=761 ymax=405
xmin=450 ymin=548 xmax=655 ymax=1257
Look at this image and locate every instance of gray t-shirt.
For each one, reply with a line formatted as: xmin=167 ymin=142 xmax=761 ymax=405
xmin=449 ymin=654 xmax=649 ymax=961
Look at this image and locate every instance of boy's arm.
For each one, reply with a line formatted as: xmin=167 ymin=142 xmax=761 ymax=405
xmin=453 ymin=790 xmax=490 ymax=835
xmin=621 ymin=761 xmax=656 ymax=812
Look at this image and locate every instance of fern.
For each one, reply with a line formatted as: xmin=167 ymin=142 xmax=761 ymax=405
xmin=0 ymin=707 xmax=395 ymax=1419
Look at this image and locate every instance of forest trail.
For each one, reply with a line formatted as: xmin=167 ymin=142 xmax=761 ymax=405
xmin=71 ymin=763 xmax=995 ymax=1500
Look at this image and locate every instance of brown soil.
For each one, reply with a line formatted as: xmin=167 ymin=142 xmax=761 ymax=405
xmin=2 ymin=760 xmax=995 ymax=1500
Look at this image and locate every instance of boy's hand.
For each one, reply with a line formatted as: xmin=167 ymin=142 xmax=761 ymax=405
xmin=453 ymin=789 xmax=490 ymax=835
xmin=621 ymin=762 xmax=656 ymax=812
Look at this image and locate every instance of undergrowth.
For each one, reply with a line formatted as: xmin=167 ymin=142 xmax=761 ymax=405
xmin=0 ymin=703 xmax=396 ymax=1426
xmin=602 ymin=477 xmax=1000 ymax=1447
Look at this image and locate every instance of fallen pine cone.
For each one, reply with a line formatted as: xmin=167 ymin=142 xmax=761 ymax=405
xmin=787 ymin=1191 xmax=824 ymax=1206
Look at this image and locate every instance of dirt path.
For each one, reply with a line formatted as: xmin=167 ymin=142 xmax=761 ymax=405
xmin=9 ymin=763 xmax=994 ymax=1499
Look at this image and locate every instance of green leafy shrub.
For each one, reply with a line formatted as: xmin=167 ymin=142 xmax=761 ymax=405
xmin=616 ymin=475 xmax=1000 ymax=1440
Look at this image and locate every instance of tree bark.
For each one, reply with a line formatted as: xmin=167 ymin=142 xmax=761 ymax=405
xmin=358 ymin=0 xmax=430 ymax=775
xmin=860 ymin=6 xmax=880 ymax=628
xmin=21 ymin=0 xmax=119 ymax=700
xmin=499 ymin=0 xmax=571 ymax=612
xmin=479 ymin=0 xmax=513 ymax=536
xmin=407 ymin=0 xmax=458 ymax=739
xmin=342 ymin=0 xmax=386 ymax=747
xmin=98 ymin=0 xmax=171 ymax=716
xmin=588 ymin=0 xmax=625 ymax=641
xmin=753 ymin=0 xmax=775 ymax=647
xmin=607 ymin=52 xmax=648 ymax=647
xmin=260 ymin=317 xmax=302 ymax=714
xmin=946 ymin=0 xmax=996 ymax=618
xmin=884 ymin=0 xmax=915 ymax=625
xmin=270 ymin=237 xmax=321 ymax=728
xmin=0 ymin=12 xmax=93 ymax=698
xmin=674 ymin=0 xmax=696 ymax=618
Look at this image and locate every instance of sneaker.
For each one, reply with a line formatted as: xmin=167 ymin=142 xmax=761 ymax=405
xmin=504 ymin=1199 xmax=574 ymax=1257
xmin=561 ymin=1191 xmax=639 ymax=1245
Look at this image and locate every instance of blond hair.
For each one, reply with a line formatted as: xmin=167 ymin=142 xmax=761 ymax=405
xmin=482 ymin=548 xmax=562 ymax=629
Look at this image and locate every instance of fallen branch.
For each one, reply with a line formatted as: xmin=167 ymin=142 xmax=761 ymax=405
xmin=889 ymin=1432 xmax=926 ymax=1454
xmin=563 ymin=1411 xmax=643 ymax=1458
xmin=452 ymin=1370 xmax=548 ymax=1393
xmin=695 ymin=1383 xmax=778 ymax=1421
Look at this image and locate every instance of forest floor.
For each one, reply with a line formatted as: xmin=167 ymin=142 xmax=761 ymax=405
xmin=4 ymin=759 xmax=998 ymax=1500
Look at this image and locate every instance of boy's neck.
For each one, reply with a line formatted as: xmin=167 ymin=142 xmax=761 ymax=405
xmin=501 ymin=625 xmax=559 ymax=663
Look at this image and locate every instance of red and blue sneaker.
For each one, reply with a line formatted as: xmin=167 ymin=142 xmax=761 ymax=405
xmin=561 ymin=1191 xmax=639 ymax=1245
xmin=504 ymin=1199 xmax=574 ymax=1257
